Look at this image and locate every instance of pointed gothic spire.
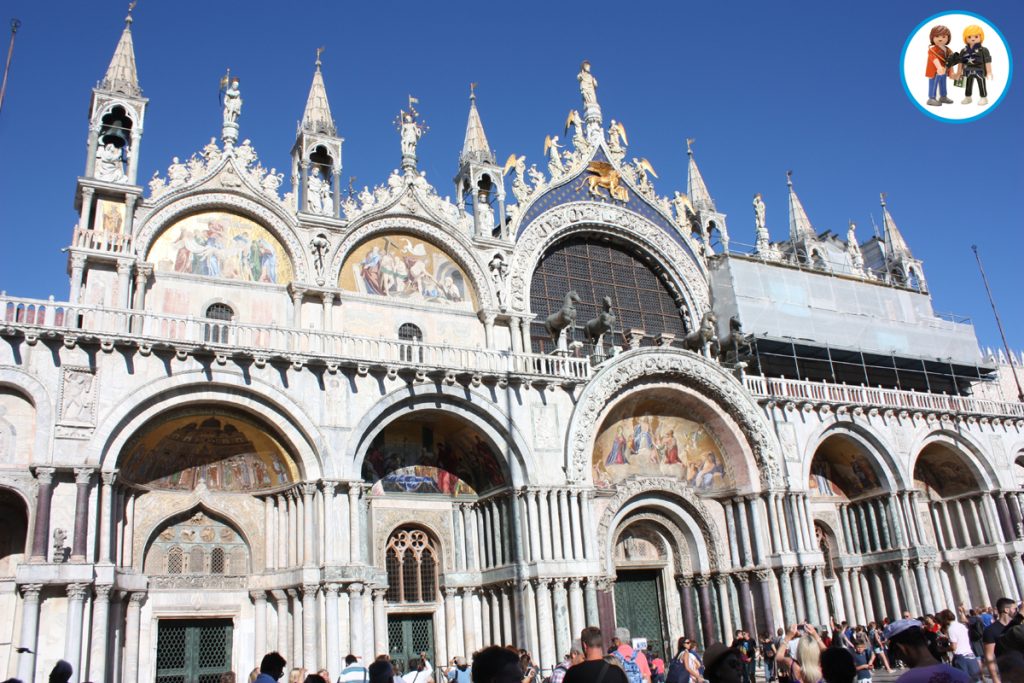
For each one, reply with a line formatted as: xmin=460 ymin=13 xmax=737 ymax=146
xmin=459 ymin=84 xmax=494 ymax=165
xmin=686 ymin=139 xmax=715 ymax=212
xmin=301 ymin=49 xmax=336 ymax=136
xmin=100 ymin=11 xmax=142 ymax=97
xmin=786 ymin=171 xmax=817 ymax=243
xmin=880 ymin=193 xmax=912 ymax=259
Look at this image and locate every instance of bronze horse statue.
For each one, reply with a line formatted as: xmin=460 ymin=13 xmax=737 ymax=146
xmin=545 ymin=291 xmax=581 ymax=344
xmin=584 ymin=296 xmax=616 ymax=344
xmin=719 ymin=315 xmax=753 ymax=362
xmin=683 ymin=310 xmax=719 ymax=356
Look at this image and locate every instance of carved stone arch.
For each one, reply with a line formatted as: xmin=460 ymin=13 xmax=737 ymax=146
xmin=140 ymin=501 xmax=254 ymax=574
xmin=327 ymin=214 xmax=495 ymax=310
xmin=92 ymin=100 xmax=143 ymax=129
xmin=380 ymin=519 xmax=449 ymax=573
xmin=88 ymin=369 xmax=328 ymax=479
xmin=802 ymin=421 xmax=907 ymax=493
xmin=566 ymin=348 xmax=781 ymax=488
xmin=0 ymin=367 xmax=54 ymax=466
xmin=612 ymin=511 xmax=692 ymax=574
xmin=598 ymin=477 xmax=723 ymax=574
xmin=344 ymin=383 xmax=535 ymax=487
xmin=813 ymin=519 xmax=840 ymax=579
xmin=507 ymin=202 xmax=709 ymax=319
xmin=909 ymin=429 xmax=998 ymax=491
xmin=134 ymin=190 xmax=309 ymax=282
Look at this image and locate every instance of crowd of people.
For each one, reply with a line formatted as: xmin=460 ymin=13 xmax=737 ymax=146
xmin=11 ymin=600 xmax=1024 ymax=683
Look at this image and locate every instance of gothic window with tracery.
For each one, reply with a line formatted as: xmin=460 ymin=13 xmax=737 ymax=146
xmin=385 ymin=528 xmax=438 ymax=603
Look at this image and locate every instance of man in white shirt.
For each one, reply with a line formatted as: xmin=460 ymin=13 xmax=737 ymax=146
xmin=402 ymin=653 xmax=433 ymax=683
xmin=340 ymin=655 xmax=369 ymax=683
xmin=945 ymin=611 xmax=981 ymax=682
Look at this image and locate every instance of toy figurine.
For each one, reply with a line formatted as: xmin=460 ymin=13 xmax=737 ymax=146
xmin=925 ymin=25 xmax=953 ymax=106
xmin=950 ymin=24 xmax=993 ymax=105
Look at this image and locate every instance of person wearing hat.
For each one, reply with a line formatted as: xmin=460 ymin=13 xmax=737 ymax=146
xmin=884 ymin=620 xmax=969 ymax=683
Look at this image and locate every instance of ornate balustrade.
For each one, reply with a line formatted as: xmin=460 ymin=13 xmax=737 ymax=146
xmin=744 ymin=374 xmax=1024 ymax=419
xmin=72 ymin=227 xmax=134 ymax=254
xmin=1 ymin=295 xmax=590 ymax=382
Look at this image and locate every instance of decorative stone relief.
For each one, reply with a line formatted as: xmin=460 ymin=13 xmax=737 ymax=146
xmin=566 ymin=348 xmax=782 ymax=488
xmin=776 ymin=422 xmax=799 ymax=462
xmin=531 ymin=404 xmax=560 ymax=451
xmin=507 ymin=202 xmax=708 ymax=316
xmin=59 ymin=367 xmax=98 ymax=426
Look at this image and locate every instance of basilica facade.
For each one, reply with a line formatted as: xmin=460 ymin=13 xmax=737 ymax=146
xmin=2 ymin=15 xmax=1024 ymax=683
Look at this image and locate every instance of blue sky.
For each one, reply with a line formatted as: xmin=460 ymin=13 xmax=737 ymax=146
xmin=0 ymin=1 xmax=1020 ymax=352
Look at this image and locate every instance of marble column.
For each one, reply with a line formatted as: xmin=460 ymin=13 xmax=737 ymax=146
xmin=480 ymin=589 xmax=492 ymax=646
xmin=801 ymin=568 xmax=818 ymax=624
xmin=695 ymin=576 xmax=715 ymax=646
xmin=942 ymin=502 xmax=959 ymax=548
xmin=914 ymin=562 xmax=934 ymax=615
xmin=971 ymin=559 xmax=990 ymax=606
xmin=492 ymin=500 xmax=505 ymax=565
xmin=349 ymin=485 xmax=363 ymax=563
xmin=996 ymin=556 xmax=1015 ymax=598
xmin=925 ymin=563 xmax=945 ymax=614
xmin=868 ymin=570 xmax=886 ymax=621
xmin=372 ymin=588 xmax=387 ymax=659
xmin=325 ymin=585 xmax=342 ymax=675
xmin=863 ymin=503 xmax=880 ymax=552
xmin=64 ymin=584 xmax=88 ymax=683
xmin=539 ymin=491 xmax=554 ymax=561
xmin=302 ymin=484 xmax=317 ymax=566
xmin=89 ymin=585 xmax=113 ymax=683
xmin=715 ymin=575 xmax=734 ymax=640
xmin=444 ymin=588 xmax=461 ymax=660
xmin=581 ymin=491 xmax=597 ymax=560
xmin=887 ymin=496 xmax=905 ymax=548
xmin=302 ymin=585 xmax=318 ymax=669
xmin=850 ymin=569 xmax=867 ymax=627
xmin=568 ymin=579 xmax=585 ymax=644
xmin=527 ymin=491 xmax=542 ymax=562
xmin=71 ymin=468 xmax=94 ymax=562
xmin=884 ymin=567 xmax=901 ymax=618
xmin=253 ymin=591 xmax=269 ymax=667
xmin=749 ymin=496 xmax=768 ymax=566
xmin=501 ymin=584 xmax=514 ymax=646
xmin=323 ymin=482 xmax=337 ymax=565
xmin=98 ymin=471 xmax=117 ymax=564
xmin=873 ymin=500 xmax=891 ymax=550
xmin=812 ymin=568 xmax=829 ymax=625
xmin=569 ymin=491 xmax=584 ymax=560
xmin=949 ymin=561 xmax=969 ymax=608
xmin=1010 ymin=555 xmax=1024 ymax=597
xmin=736 ymin=500 xmax=755 ymax=566
xmin=800 ymin=496 xmax=816 ymax=552
xmin=677 ymin=577 xmax=698 ymax=641
xmin=123 ymin=592 xmax=146 ymax=683
xmin=765 ymin=493 xmax=783 ymax=555
xmin=273 ymin=591 xmax=289 ymax=660
xmin=584 ymin=579 xmax=599 ymax=629
xmin=289 ymin=589 xmax=303 ymax=668
xmin=779 ymin=568 xmax=796 ymax=627
xmin=754 ymin=569 xmax=775 ymax=634
xmin=839 ymin=570 xmax=855 ymax=629
xmin=735 ymin=572 xmax=755 ymax=632
xmin=553 ymin=581 xmax=571 ymax=663
xmin=535 ymin=580 xmax=555 ymax=671
xmin=17 ymin=584 xmax=42 ymax=682
xmin=724 ymin=502 xmax=742 ymax=566
xmin=287 ymin=494 xmax=299 ymax=567
xmin=462 ymin=587 xmax=476 ymax=658
xmin=30 ymin=467 xmax=56 ymax=560
xmin=898 ymin=562 xmax=919 ymax=616
xmin=349 ymin=583 xmax=365 ymax=659
xmin=558 ymin=491 xmax=572 ymax=561
xmin=930 ymin=504 xmax=948 ymax=550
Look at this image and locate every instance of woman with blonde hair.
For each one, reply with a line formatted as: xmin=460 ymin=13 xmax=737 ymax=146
xmin=776 ymin=624 xmax=825 ymax=683
xmin=289 ymin=668 xmax=308 ymax=683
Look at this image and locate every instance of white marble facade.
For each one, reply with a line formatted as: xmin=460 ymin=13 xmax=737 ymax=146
xmin=2 ymin=16 xmax=1024 ymax=683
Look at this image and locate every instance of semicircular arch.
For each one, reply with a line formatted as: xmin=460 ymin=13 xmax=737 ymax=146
xmin=345 ymin=384 xmax=535 ymax=488
xmin=135 ymin=191 xmax=307 ymax=283
xmin=507 ymin=202 xmax=709 ymax=317
xmin=328 ymin=215 xmax=495 ymax=311
xmin=88 ymin=370 xmax=327 ymax=479
xmin=599 ymin=478 xmax=723 ymax=575
xmin=802 ymin=422 xmax=906 ymax=496
xmin=139 ymin=501 xmax=255 ymax=574
xmin=566 ymin=348 xmax=781 ymax=489
xmin=0 ymin=367 xmax=54 ymax=467
xmin=909 ymin=429 xmax=998 ymax=493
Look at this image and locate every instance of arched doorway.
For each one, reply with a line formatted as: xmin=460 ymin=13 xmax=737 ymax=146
xmin=0 ymin=487 xmax=28 ymax=577
xmin=384 ymin=526 xmax=440 ymax=672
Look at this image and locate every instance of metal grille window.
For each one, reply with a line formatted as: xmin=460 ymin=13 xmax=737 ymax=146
xmin=398 ymin=323 xmax=423 ymax=363
xmin=210 ymin=547 xmax=225 ymax=574
xmin=156 ymin=619 xmax=233 ymax=683
xmin=385 ymin=528 xmax=439 ymax=603
xmin=146 ymin=512 xmax=249 ymax=577
xmin=529 ymin=235 xmax=688 ymax=353
xmin=204 ymin=304 xmax=233 ymax=344
xmin=167 ymin=547 xmax=183 ymax=574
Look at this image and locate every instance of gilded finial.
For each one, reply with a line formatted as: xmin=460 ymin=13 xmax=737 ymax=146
xmin=786 ymin=170 xmax=794 ymax=186
xmin=469 ymin=82 xmax=478 ymax=101
xmin=686 ymin=137 xmax=695 ymax=155
xmin=880 ymin=192 xmax=888 ymax=206
xmin=126 ymin=0 xmax=137 ymax=24
xmin=315 ymin=46 xmax=324 ymax=68
xmin=407 ymin=94 xmax=419 ymax=112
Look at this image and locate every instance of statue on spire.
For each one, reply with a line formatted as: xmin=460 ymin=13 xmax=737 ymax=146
xmin=396 ymin=96 xmax=427 ymax=171
xmin=578 ymin=60 xmax=598 ymax=108
xmin=220 ymin=71 xmax=242 ymax=146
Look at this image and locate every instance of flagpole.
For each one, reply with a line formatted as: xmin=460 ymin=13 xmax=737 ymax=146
xmin=0 ymin=19 xmax=21 ymax=117
xmin=972 ymin=244 xmax=1024 ymax=402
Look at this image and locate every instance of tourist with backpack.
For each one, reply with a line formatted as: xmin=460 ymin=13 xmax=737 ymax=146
xmin=760 ymin=634 xmax=777 ymax=682
xmin=666 ymin=638 xmax=705 ymax=683
xmin=611 ymin=628 xmax=651 ymax=683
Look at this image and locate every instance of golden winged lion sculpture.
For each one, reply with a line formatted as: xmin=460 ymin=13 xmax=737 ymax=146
xmin=576 ymin=161 xmax=629 ymax=203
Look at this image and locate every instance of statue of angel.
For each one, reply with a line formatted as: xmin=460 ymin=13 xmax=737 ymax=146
xmin=222 ymin=78 xmax=242 ymax=125
xmin=201 ymin=137 xmax=221 ymax=164
xmin=503 ymin=154 xmax=530 ymax=204
xmin=167 ymin=157 xmax=189 ymax=187
xmin=565 ymin=110 xmax=587 ymax=150
xmin=608 ymin=119 xmax=628 ymax=158
xmin=148 ymin=170 xmax=167 ymax=197
xmin=262 ymin=167 xmax=283 ymax=196
xmin=671 ymin=191 xmax=692 ymax=226
xmin=632 ymin=158 xmax=658 ymax=195
xmin=387 ymin=169 xmax=404 ymax=192
xmin=358 ymin=185 xmax=374 ymax=208
xmin=544 ymin=135 xmax=564 ymax=177
xmin=578 ymin=60 xmax=598 ymax=108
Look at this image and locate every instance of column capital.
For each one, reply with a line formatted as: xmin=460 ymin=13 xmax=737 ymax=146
xmin=321 ymin=480 xmax=338 ymax=495
xmin=33 ymin=467 xmax=56 ymax=485
xmin=949 ymin=559 xmax=961 ymax=568
xmin=74 ymin=467 xmax=95 ymax=485
xmin=135 ymin=262 xmax=153 ymax=282
xmin=288 ymin=283 xmax=309 ymax=300
xmin=116 ymin=259 xmax=134 ymax=275
xmin=531 ymin=577 xmax=551 ymax=591
xmin=780 ymin=566 xmax=794 ymax=577
xmin=301 ymin=481 xmax=318 ymax=497
xmin=968 ymin=558 xmax=981 ymax=567
xmin=324 ymin=583 xmax=341 ymax=596
xmin=19 ymin=583 xmax=43 ymax=601
xmin=348 ymin=482 xmax=364 ymax=497
xmin=460 ymin=586 xmax=474 ymax=599
xmin=128 ymin=591 xmax=147 ymax=605
xmin=675 ymin=575 xmax=694 ymax=589
xmin=82 ymin=185 xmax=96 ymax=197
xmin=250 ymin=590 xmax=267 ymax=603
xmin=95 ymin=583 xmax=114 ymax=600
xmin=692 ymin=574 xmax=711 ymax=587
xmin=347 ymin=582 xmax=364 ymax=596
xmin=752 ymin=569 xmax=772 ymax=583
xmin=67 ymin=583 xmax=90 ymax=600
xmin=321 ymin=291 xmax=336 ymax=305
xmin=271 ymin=589 xmax=288 ymax=602
xmin=286 ymin=588 xmax=299 ymax=599
xmin=70 ymin=253 xmax=88 ymax=270
xmin=714 ymin=573 xmax=732 ymax=587
xmin=594 ymin=576 xmax=614 ymax=592
xmin=372 ymin=587 xmax=387 ymax=600
xmin=101 ymin=470 xmax=118 ymax=486
xmin=552 ymin=580 xmax=568 ymax=596
xmin=302 ymin=583 xmax=320 ymax=597
xmin=444 ymin=586 xmax=458 ymax=598
xmin=734 ymin=571 xmax=750 ymax=584
xmin=568 ymin=577 xmax=583 ymax=589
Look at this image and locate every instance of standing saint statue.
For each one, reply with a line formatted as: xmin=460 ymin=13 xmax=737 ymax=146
xmin=578 ymin=60 xmax=598 ymax=108
xmin=399 ymin=112 xmax=425 ymax=159
xmin=95 ymin=143 xmax=127 ymax=183
xmin=222 ymin=78 xmax=242 ymax=125
xmin=753 ymin=192 xmax=767 ymax=231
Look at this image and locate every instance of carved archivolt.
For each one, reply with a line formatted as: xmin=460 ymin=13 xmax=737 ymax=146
xmin=598 ymin=476 xmax=723 ymax=573
xmin=327 ymin=215 xmax=495 ymax=311
xmin=566 ymin=348 xmax=781 ymax=488
xmin=135 ymin=191 xmax=309 ymax=282
xmin=613 ymin=511 xmax=692 ymax=574
xmin=507 ymin=202 xmax=709 ymax=315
